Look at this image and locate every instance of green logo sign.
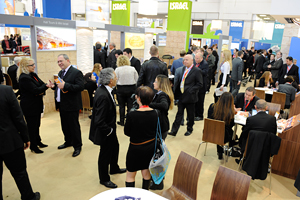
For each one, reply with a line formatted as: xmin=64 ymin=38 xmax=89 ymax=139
xmin=111 ymin=1 xmax=130 ymax=26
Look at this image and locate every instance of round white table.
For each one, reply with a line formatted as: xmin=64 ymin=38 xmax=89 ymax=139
xmin=90 ymin=187 xmax=168 ymax=200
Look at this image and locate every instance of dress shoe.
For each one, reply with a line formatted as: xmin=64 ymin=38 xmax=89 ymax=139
xmin=117 ymin=121 xmax=124 ymax=126
xmin=194 ymin=117 xmax=203 ymax=121
xmin=57 ymin=143 xmax=72 ymax=149
xmin=37 ymin=142 xmax=48 ymax=148
xmin=31 ymin=148 xmax=44 ymax=154
xmin=168 ymin=132 xmax=176 ymax=136
xmin=184 ymin=131 xmax=192 ymax=136
xmin=72 ymin=149 xmax=81 ymax=157
xmin=88 ymin=115 xmax=92 ymax=119
xmin=218 ymin=153 xmax=223 ymax=160
xmin=100 ymin=181 xmax=118 ymax=188
xmin=31 ymin=192 xmax=40 ymax=200
xmin=110 ymin=168 xmax=126 ymax=175
xmin=180 ymin=121 xmax=184 ymax=126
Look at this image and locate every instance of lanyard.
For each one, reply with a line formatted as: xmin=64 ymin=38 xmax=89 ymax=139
xmin=33 ymin=76 xmax=39 ymax=82
xmin=140 ymin=105 xmax=149 ymax=108
xmin=181 ymin=65 xmax=193 ymax=83
xmin=244 ymin=98 xmax=253 ymax=110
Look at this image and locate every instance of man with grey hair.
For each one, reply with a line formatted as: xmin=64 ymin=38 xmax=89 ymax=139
xmin=107 ymin=43 xmax=116 ymax=69
xmin=89 ymin=68 xmax=125 ymax=189
xmin=54 ymin=54 xmax=84 ymax=157
xmin=8 ymin=56 xmax=22 ymax=96
xmin=237 ymin=99 xmax=277 ymax=163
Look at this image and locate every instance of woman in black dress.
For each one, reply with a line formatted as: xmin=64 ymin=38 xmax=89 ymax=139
xmin=19 ymin=58 xmax=53 ymax=153
xmin=207 ymin=92 xmax=235 ymax=160
xmin=124 ymin=86 xmax=156 ymax=190
xmin=84 ymin=72 xmax=98 ymax=107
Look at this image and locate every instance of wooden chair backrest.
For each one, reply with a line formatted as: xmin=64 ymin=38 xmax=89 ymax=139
xmin=255 ymin=79 xmax=259 ymax=87
xmin=202 ymin=118 xmax=226 ymax=146
xmin=172 ymin=151 xmax=203 ymax=200
xmin=255 ymin=89 xmax=265 ymax=100
xmin=81 ymin=90 xmax=91 ymax=109
xmin=266 ymin=102 xmax=281 ymax=116
xmin=271 ymin=91 xmax=286 ymax=110
xmin=3 ymin=73 xmax=13 ymax=87
xmin=210 ymin=166 xmax=251 ymax=200
xmin=289 ymin=94 xmax=300 ymax=116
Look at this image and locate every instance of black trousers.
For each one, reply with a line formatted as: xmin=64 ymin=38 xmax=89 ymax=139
xmin=24 ymin=115 xmax=41 ymax=150
xmin=211 ymin=66 xmax=217 ymax=85
xmin=206 ymin=67 xmax=214 ymax=92
xmin=59 ymin=110 xmax=82 ymax=150
xmin=0 ymin=148 xmax=35 ymax=200
xmin=117 ymin=93 xmax=133 ymax=124
xmin=195 ymin=92 xmax=205 ymax=118
xmin=98 ymin=133 xmax=120 ymax=182
xmin=171 ymin=101 xmax=195 ymax=134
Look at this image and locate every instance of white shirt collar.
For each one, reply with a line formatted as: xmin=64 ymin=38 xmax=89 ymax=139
xmin=105 ymin=85 xmax=113 ymax=93
xmin=63 ymin=65 xmax=71 ymax=74
xmin=130 ymin=56 xmax=133 ymax=61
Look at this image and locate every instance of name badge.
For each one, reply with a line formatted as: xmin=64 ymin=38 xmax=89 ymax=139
xmin=284 ymin=75 xmax=287 ymax=79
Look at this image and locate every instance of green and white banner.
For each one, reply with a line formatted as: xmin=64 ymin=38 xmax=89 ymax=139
xmin=111 ymin=0 xmax=130 ymax=26
xmin=167 ymin=0 xmax=192 ymax=50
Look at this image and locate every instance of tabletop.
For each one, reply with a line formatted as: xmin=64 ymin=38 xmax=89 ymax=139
xmin=255 ymin=87 xmax=277 ymax=95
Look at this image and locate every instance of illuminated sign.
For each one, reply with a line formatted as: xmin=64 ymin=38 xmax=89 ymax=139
xmin=112 ymin=3 xmax=127 ymax=10
xmin=275 ymin=24 xmax=285 ymax=29
xmin=192 ymin=21 xmax=203 ymax=26
xmin=169 ymin=2 xmax=189 ymax=10
xmin=230 ymin=22 xmax=243 ymax=27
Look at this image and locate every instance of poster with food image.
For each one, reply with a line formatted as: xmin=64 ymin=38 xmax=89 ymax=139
xmin=125 ymin=33 xmax=145 ymax=49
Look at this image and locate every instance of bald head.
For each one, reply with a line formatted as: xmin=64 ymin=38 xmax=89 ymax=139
xmin=255 ymin=99 xmax=268 ymax=111
xmin=183 ymin=54 xmax=193 ymax=68
xmin=195 ymin=53 xmax=203 ymax=64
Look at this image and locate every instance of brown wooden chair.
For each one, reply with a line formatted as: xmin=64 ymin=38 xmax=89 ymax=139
xmin=255 ymin=79 xmax=260 ymax=87
xmin=271 ymin=91 xmax=286 ymax=110
xmin=211 ymin=166 xmax=251 ymax=200
xmin=255 ymin=89 xmax=265 ymax=100
xmin=161 ymin=151 xmax=203 ymax=200
xmin=81 ymin=89 xmax=92 ymax=118
xmin=3 ymin=73 xmax=13 ymax=87
xmin=195 ymin=118 xmax=231 ymax=164
xmin=289 ymin=94 xmax=300 ymax=116
xmin=266 ymin=102 xmax=281 ymax=116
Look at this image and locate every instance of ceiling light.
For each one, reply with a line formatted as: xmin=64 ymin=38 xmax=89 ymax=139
xmin=77 ymin=14 xmax=82 ymax=17
xmin=165 ymin=15 xmax=168 ymax=18
xmin=260 ymin=15 xmax=266 ymax=17
xmin=264 ymin=18 xmax=270 ymax=19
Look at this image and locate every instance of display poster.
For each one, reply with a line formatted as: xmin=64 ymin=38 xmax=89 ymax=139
xmin=167 ymin=0 xmax=192 ymax=50
xmin=36 ymin=26 xmax=76 ymax=51
xmin=229 ymin=21 xmax=244 ymax=43
xmin=259 ymin=22 xmax=285 ymax=48
xmin=86 ymin=0 xmax=110 ymax=23
xmin=158 ymin=35 xmax=166 ymax=46
xmin=191 ymin=20 xmax=204 ymax=34
xmin=0 ymin=0 xmax=15 ymax=15
xmin=111 ymin=1 xmax=130 ymax=26
xmin=125 ymin=33 xmax=145 ymax=49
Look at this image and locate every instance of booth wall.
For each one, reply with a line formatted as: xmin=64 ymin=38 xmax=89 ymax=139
xmin=111 ymin=31 xmax=121 ymax=49
xmin=36 ymin=51 xmax=77 ymax=114
xmin=132 ymin=49 xmax=144 ymax=63
xmin=164 ymin=31 xmax=186 ymax=60
xmin=281 ymin=24 xmax=300 ymax=62
xmin=77 ymin=28 xmax=93 ymax=74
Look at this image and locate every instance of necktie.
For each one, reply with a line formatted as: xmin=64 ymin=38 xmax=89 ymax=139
xmin=180 ymin=68 xmax=189 ymax=93
xmin=244 ymin=100 xmax=249 ymax=111
xmin=287 ymin=65 xmax=292 ymax=73
xmin=206 ymin=55 xmax=209 ymax=61
xmin=61 ymin=70 xmax=65 ymax=79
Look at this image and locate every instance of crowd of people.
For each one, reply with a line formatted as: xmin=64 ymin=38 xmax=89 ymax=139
xmin=1 ymin=41 xmax=299 ymax=199
xmin=1 ymin=34 xmax=22 ymax=54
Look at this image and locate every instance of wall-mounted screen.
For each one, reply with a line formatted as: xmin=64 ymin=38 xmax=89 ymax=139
xmin=125 ymin=33 xmax=145 ymax=49
xmin=36 ymin=26 xmax=76 ymax=51
xmin=231 ymin=42 xmax=240 ymax=50
xmin=158 ymin=35 xmax=166 ymax=46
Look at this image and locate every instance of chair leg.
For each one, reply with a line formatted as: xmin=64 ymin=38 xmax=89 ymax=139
xmin=83 ymin=109 xmax=85 ymax=119
xmin=237 ymin=157 xmax=244 ymax=171
xmin=269 ymin=163 xmax=272 ymax=195
xmin=204 ymin=142 xmax=208 ymax=156
xmin=195 ymin=142 xmax=205 ymax=157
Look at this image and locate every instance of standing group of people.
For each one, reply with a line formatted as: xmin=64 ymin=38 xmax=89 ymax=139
xmin=1 ymin=34 xmax=22 ymax=54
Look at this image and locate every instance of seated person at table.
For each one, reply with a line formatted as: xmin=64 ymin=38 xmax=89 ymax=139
xmin=278 ymin=76 xmax=296 ymax=109
xmin=258 ymin=71 xmax=274 ymax=88
xmin=208 ymin=92 xmax=235 ymax=160
xmin=236 ymin=99 xmax=277 ymax=164
xmin=234 ymin=87 xmax=260 ymax=112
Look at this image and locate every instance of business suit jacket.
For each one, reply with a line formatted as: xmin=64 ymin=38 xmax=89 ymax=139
xmin=255 ymin=55 xmax=267 ymax=74
xmin=130 ymin=56 xmax=141 ymax=74
xmin=0 ymin=85 xmax=29 ymax=154
xmin=206 ymin=54 xmax=215 ymax=69
xmin=278 ymin=83 xmax=296 ymax=107
xmin=173 ymin=65 xmax=203 ymax=104
xmin=19 ymin=73 xmax=48 ymax=116
xmin=7 ymin=64 xmax=19 ymax=89
xmin=234 ymin=93 xmax=260 ymax=112
xmin=270 ymin=58 xmax=283 ymax=79
xmin=94 ymin=49 xmax=107 ymax=68
xmin=106 ymin=49 xmax=116 ymax=69
xmin=171 ymin=57 xmax=184 ymax=75
xmin=89 ymin=85 xmax=116 ymax=145
xmin=231 ymin=57 xmax=244 ymax=81
xmin=278 ymin=64 xmax=299 ymax=84
xmin=263 ymin=59 xmax=275 ymax=72
xmin=196 ymin=60 xmax=209 ymax=93
xmin=1 ymin=39 xmax=12 ymax=53
xmin=53 ymin=66 xmax=84 ymax=111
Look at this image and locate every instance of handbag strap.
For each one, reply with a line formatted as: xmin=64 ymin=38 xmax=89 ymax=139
xmin=154 ymin=109 xmax=164 ymax=156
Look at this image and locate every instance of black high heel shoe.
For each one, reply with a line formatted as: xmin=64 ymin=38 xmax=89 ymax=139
xmin=37 ymin=142 xmax=48 ymax=148
xmin=31 ymin=148 xmax=44 ymax=154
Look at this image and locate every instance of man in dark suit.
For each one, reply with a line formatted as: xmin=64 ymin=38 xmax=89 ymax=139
xmin=237 ymin=99 xmax=277 ymax=163
xmin=0 ymin=85 xmax=40 ymax=200
xmin=54 ymin=54 xmax=84 ymax=157
xmin=269 ymin=51 xmax=283 ymax=84
xmin=104 ymin=39 xmax=108 ymax=52
xmin=170 ymin=50 xmax=186 ymax=75
xmin=231 ymin=51 xmax=244 ymax=97
xmin=169 ymin=55 xmax=203 ymax=136
xmin=278 ymin=76 xmax=296 ymax=109
xmin=194 ymin=53 xmax=208 ymax=121
xmin=234 ymin=87 xmax=260 ymax=112
xmin=254 ymin=49 xmax=267 ymax=80
xmin=263 ymin=54 xmax=275 ymax=72
xmin=106 ymin=43 xmax=116 ymax=69
xmin=94 ymin=43 xmax=106 ymax=68
xmin=7 ymin=56 xmax=22 ymax=94
xmin=1 ymin=35 xmax=13 ymax=54
xmin=89 ymin=68 xmax=125 ymax=189
xmin=277 ymin=56 xmax=299 ymax=85
xmin=123 ymin=48 xmax=141 ymax=74
xmin=205 ymin=47 xmax=215 ymax=92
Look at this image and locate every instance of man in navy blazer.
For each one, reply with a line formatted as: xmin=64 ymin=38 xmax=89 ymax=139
xmin=277 ymin=56 xmax=299 ymax=85
xmin=170 ymin=50 xmax=186 ymax=75
xmin=89 ymin=68 xmax=125 ymax=189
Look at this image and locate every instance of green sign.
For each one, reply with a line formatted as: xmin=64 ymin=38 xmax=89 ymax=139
xmin=111 ymin=1 xmax=130 ymax=26
xmin=167 ymin=0 xmax=192 ymax=50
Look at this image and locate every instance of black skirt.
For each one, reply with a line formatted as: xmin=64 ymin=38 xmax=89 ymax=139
xmin=126 ymin=140 xmax=155 ymax=172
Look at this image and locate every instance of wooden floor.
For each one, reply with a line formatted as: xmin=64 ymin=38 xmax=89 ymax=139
xmin=3 ymin=82 xmax=299 ymax=200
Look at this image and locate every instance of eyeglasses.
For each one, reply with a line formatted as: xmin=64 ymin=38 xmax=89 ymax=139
xmin=27 ymin=63 xmax=35 ymax=67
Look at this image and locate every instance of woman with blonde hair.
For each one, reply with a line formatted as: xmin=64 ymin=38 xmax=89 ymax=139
xmin=258 ymin=71 xmax=274 ymax=88
xmin=214 ymin=50 xmax=232 ymax=102
xmin=115 ymin=55 xmax=138 ymax=126
xmin=92 ymin=63 xmax=102 ymax=84
xmin=18 ymin=57 xmax=53 ymax=153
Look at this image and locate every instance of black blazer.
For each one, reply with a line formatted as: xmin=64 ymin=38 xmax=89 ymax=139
xmin=84 ymin=81 xmax=98 ymax=107
xmin=53 ymin=66 xmax=84 ymax=111
xmin=1 ymin=40 xmax=12 ymax=53
xmin=106 ymin=49 xmax=116 ymax=69
xmin=255 ymin=55 xmax=267 ymax=74
xmin=89 ymin=85 xmax=116 ymax=145
xmin=196 ymin=60 xmax=209 ymax=93
xmin=7 ymin=64 xmax=19 ymax=89
xmin=173 ymin=66 xmax=203 ymax=104
xmin=19 ymin=73 xmax=48 ymax=116
xmin=234 ymin=93 xmax=260 ymax=112
xmin=278 ymin=64 xmax=299 ymax=84
xmin=149 ymin=91 xmax=170 ymax=133
xmin=94 ymin=49 xmax=107 ymax=68
xmin=258 ymin=78 xmax=273 ymax=88
xmin=0 ymin=85 xmax=29 ymax=155
xmin=130 ymin=56 xmax=141 ymax=74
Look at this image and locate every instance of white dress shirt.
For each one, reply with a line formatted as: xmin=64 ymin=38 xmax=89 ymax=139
xmin=56 ymin=65 xmax=71 ymax=102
